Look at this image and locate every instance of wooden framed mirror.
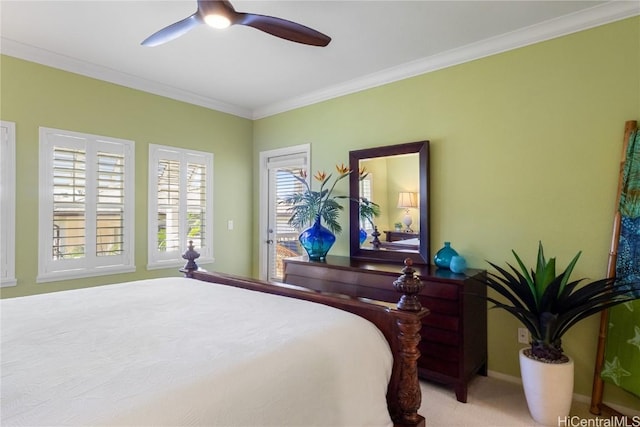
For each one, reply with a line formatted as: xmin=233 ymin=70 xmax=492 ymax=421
xmin=349 ymin=141 xmax=430 ymax=264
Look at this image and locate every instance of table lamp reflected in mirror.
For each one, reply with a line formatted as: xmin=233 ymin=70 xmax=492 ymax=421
xmin=397 ymin=191 xmax=417 ymax=232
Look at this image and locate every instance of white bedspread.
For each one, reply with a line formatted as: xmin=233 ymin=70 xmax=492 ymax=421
xmin=1 ymin=277 xmax=393 ymax=427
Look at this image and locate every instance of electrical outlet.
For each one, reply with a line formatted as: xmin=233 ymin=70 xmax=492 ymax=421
xmin=518 ymin=328 xmax=529 ymax=344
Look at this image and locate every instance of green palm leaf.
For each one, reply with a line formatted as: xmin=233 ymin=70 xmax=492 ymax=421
xmin=280 ymin=168 xmax=351 ymax=235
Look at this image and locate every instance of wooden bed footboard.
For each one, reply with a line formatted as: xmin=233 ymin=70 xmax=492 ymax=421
xmin=181 ymin=253 xmax=428 ymax=427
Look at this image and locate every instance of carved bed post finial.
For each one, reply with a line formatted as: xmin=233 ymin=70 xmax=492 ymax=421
xmin=390 ymin=258 xmax=426 ymax=427
xmin=181 ymin=240 xmax=200 ymax=278
xmin=393 ymin=258 xmax=424 ymax=311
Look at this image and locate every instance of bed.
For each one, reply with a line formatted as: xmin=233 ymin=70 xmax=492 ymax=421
xmin=379 ymin=238 xmax=421 ymax=251
xmin=1 ymin=249 xmax=428 ymax=427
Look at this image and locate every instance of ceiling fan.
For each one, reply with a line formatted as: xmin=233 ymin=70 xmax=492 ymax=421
xmin=141 ymin=0 xmax=331 ymax=47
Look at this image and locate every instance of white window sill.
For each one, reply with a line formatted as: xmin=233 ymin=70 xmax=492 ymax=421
xmin=36 ymin=265 xmax=136 ymax=283
xmin=0 ymin=278 xmax=17 ymax=288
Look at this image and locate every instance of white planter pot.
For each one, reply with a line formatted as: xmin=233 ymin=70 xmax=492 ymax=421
xmin=519 ymin=348 xmax=574 ymax=426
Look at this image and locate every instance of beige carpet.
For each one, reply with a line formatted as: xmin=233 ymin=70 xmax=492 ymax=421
xmin=418 ymin=376 xmax=628 ymax=427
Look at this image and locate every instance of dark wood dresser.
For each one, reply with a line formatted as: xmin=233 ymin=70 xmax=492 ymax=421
xmin=283 ymin=255 xmax=487 ymax=403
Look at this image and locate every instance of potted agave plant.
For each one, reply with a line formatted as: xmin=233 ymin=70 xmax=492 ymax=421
xmin=478 ymin=242 xmax=640 ymax=425
xmin=282 ymin=164 xmax=352 ymax=260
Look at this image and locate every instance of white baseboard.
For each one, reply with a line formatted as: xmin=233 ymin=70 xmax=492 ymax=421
xmin=486 ymin=369 xmax=523 ymax=385
xmin=486 ymin=370 xmax=640 ymax=417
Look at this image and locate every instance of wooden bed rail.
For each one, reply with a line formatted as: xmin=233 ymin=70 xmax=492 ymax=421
xmin=181 ymin=243 xmax=429 ymax=427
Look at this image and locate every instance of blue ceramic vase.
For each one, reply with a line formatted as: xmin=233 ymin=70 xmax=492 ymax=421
xmin=299 ymin=217 xmax=336 ymax=261
xmin=449 ymin=255 xmax=467 ymax=274
xmin=359 ymin=228 xmax=368 ymax=245
xmin=434 ymin=241 xmax=459 ymax=269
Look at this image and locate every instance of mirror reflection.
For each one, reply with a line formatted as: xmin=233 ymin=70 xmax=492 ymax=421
xmin=349 ymin=141 xmax=429 ymax=264
xmin=358 ymin=153 xmax=420 ymax=251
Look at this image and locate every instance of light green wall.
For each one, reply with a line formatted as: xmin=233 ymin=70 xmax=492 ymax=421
xmin=0 ymin=55 xmax=254 ymax=298
xmin=253 ymin=17 xmax=640 ymax=408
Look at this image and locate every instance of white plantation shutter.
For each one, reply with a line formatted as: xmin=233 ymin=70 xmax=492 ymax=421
xmin=38 ymin=128 xmax=135 ymax=282
xmin=156 ymin=158 xmax=181 ymax=252
xmin=359 ymin=174 xmax=374 ymax=231
xmin=270 ymin=167 xmax=304 ymax=279
xmin=148 ymin=145 xmax=213 ymax=269
xmin=52 ymin=145 xmax=86 ymax=259
xmin=186 ymin=161 xmax=207 ymax=251
xmin=275 ymin=167 xmax=305 ymax=234
xmin=1 ymin=121 xmax=16 ymax=287
xmin=360 ymin=176 xmax=372 ymax=202
xmin=96 ymin=150 xmax=125 ymax=256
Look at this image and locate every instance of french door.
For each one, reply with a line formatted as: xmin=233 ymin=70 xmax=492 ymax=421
xmin=259 ymin=145 xmax=310 ymax=281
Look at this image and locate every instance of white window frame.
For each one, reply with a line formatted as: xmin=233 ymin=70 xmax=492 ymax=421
xmin=147 ymin=144 xmax=214 ymax=270
xmin=1 ymin=121 xmax=17 ymax=287
xmin=37 ymin=127 xmax=135 ymax=283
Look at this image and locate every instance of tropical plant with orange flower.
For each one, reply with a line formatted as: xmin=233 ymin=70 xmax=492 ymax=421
xmin=282 ymin=164 xmax=352 ymax=234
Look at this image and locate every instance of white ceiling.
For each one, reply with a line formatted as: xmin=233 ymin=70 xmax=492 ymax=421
xmin=1 ymin=1 xmax=638 ymax=119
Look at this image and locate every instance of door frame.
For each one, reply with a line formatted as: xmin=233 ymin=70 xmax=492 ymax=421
xmin=258 ymin=144 xmax=310 ymax=280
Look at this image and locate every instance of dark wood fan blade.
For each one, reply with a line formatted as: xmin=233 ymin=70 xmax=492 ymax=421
xmin=235 ymin=13 xmax=331 ymax=47
xmin=141 ymin=13 xmax=202 ymax=47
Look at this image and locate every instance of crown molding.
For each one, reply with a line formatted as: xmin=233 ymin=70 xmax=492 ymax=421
xmin=0 ymin=38 xmax=253 ymax=119
xmin=252 ymin=1 xmax=640 ymax=119
xmin=1 ymin=1 xmax=638 ymax=121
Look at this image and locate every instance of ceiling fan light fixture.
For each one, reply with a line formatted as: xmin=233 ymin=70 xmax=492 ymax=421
xmin=142 ymin=0 xmax=331 ymax=47
xmin=204 ymin=13 xmax=231 ymax=29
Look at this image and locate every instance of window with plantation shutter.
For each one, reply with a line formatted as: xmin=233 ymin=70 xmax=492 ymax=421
xmin=148 ymin=144 xmax=213 ymax=269
xmin=359 ymin=174 xmax=374 ymax=231
xmin=38 ymin=127 xmax=135 ymax=282
xmin=1 ymin=121 xmax=16 ymax=287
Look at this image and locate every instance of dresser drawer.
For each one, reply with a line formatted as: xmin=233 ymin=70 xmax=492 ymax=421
xmin=420 ymin=355 xmax=459 ymax=378
xmin=287 ymin=264 xmax=361 ymax=286
xmin=421 ymin=281 xmax=459 ymax=300
xmin=422 ymin=326 xmax=460 ymax=346
xmin=423 ymin=312 xmax=459 ymax=331
xmin=356 ymin=271 xmax=399 ymax=288
xmin=420 ymin=297 xmax=459 ymax=315
xmin=419 ymin=341 xmax=459 ymax=361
